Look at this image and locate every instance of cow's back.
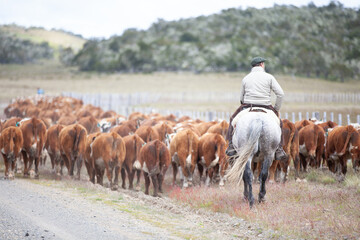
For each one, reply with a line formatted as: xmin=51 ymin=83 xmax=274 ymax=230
xmin=59 ymin=124 xmax=87 ymax=156
xmin=20 ymin=118 xmax=47 ymax=157
xmin=0 ymin=126 xmax=23 ymax=156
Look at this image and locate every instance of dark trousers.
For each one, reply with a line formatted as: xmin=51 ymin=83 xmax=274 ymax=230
xmin=226 ymin=104 xmax=282 ymax=144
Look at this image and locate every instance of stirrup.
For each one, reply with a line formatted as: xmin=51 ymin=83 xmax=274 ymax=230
xmin=226 ymin=144 xmax=236 ymax=157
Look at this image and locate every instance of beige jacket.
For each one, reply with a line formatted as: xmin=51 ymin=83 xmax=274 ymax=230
xmin=239 ymin=66 xmax=284 ymax=111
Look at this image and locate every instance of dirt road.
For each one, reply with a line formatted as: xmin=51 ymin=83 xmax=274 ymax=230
xmin=0 ymin=176 xmax=284 ymax=240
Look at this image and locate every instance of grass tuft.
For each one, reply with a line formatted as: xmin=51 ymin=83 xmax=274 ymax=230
xmin=306 ymin=169 xmax=336 ymax=184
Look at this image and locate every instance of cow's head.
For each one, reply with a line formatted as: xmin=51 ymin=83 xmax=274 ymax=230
xmin=98 ymin=120 xmax=112 ymax=133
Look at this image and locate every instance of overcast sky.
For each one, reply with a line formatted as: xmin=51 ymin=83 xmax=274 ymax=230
xmin=0 ymin=0 xmax=358 ymax=39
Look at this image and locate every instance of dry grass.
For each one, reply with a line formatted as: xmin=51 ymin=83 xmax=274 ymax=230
xmin=167 ymin=168 xmax=360 ymax=240
xmin=1 ymin=62 xmax=360 ymax=118
xmin=0 ymin=25 xmax=86 ymax=51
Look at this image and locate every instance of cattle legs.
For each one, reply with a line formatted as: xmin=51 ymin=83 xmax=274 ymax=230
xmin=34 ymin=157 xmax=40 ymax=178
xmin=144 ymin=172 xmax=151 ymax=195
xmin=157 ymin=173 xmax=164 ymax=193
xmin=144 ymin=172 xmax=159 ymax=197
xmin=111 ymin=166 xmax=120 ymax=190
xmin=171 ymin=162 xmax=178 ymax=186
xmin=121 ymin=168 xmax=127 ymax=189
xmin=75 ymin=157 xmax=83 ymax=180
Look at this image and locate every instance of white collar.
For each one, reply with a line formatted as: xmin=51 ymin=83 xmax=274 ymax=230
xmin=251 ymin=66 xmax=265 ymax=72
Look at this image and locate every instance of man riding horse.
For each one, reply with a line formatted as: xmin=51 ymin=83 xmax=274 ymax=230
xmin=226 ymin=56 xmax=287 ymax=161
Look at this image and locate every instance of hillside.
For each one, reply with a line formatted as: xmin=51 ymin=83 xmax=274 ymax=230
xmin=72 ymin=2 xmax=360 ymax=82
xmin=0 ymin=24 xmax=85 ymax=52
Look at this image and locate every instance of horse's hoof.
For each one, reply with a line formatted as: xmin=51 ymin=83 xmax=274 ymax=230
xmin=111 ymin=185 xmax=118 ymax=191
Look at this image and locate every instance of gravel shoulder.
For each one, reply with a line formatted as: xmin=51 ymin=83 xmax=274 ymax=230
xmin=0 ymin=172 xmax=285 ymax=240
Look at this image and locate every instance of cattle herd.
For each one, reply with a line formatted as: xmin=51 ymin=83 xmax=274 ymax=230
xmin=0 ymin=96 xmax=359 ymax=197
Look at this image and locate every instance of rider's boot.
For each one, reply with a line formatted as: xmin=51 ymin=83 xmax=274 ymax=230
xmin=275 ymin=129 xmax=288 ymax=161
xmin=226 ymin=139 xmax=236 ymax=157
xmin=275 ymin=146 xmax=287 ymax=161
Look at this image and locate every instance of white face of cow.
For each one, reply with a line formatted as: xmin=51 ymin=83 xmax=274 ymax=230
xmin=99 ymin=120 xmax=112 ymax=133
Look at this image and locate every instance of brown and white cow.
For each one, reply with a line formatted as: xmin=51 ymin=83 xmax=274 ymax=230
xmin=2 ymin=117 xmax=22 ymax=129
xmin=0 ymin=127 xmax=23 ymax=179
xmin=45 ymin=124 xmax=64 ymax=176
xmin=84 ymin=132 xmax=102 ymax=182
xmin=206 ymin=120 xmax=229 ymax=139
xmin=153 ymin=122 xmax=174 ymax=143
xmin=169 ymin=129 xmax=199 ymax=188
xmin=140 ymin=139 xmax=170 ymax=196
xmin=135 ymin=126 xmax=159 ymax=143
xmin=110 ymin=124 xmax=133 ymax=137
xmin=20 ymin=117 xmax=47 ymax=178
xmin=121 ymin=134 xmax=145 ymax=190
xmin=78 ymin=115 xmax=100 ymax=134
xmin=198 ymin=133 xmax=228 ymax=187
xmin=59 ymin=124 xmax=87 ymax=179
xmin=194 ymin=121 xmax=218 ymax=136
xmin=268 ymin=119 xmax=300 ymax=182
xmin=118 ymin=119 xmax=138 ymax=133
xmin=90 ymin=132 xmax=126 ymax=190
xmin=317 ymin=121 xmax=338 ymax=132
xmin=298 ymin=123 xmax=326 ymax=171
xmin=57 ymin=114 xmax=77 ymax=126
xmin=326 ymin=125 xmax=360 ymax=177
xmin=295 ymin=119 xmax=314 ymax=131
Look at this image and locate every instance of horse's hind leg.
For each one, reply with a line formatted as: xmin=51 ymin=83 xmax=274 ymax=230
xmin=259 ymin=156 xmax=271 ymax=203
xmin=243 ymin=162 xmax=254 ymax=207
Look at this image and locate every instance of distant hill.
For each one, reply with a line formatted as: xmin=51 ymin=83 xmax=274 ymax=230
xmin=0 ymin=24 xmax=86 ymax=52
xmin=0 ymin=24 xmax=86 ymax=65
xmin=72 ymin=2 xmax=360 ymax=82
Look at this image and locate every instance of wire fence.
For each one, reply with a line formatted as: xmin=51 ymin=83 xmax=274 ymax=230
xmin=62 ymin=92 xmax=360 ymax=125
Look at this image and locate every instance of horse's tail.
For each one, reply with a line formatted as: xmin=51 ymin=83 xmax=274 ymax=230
xmin=225 ymin=119 xmax=262 ymax=186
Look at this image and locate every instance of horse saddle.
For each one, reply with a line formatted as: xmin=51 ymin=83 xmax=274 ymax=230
xmin=232 ymin=107 xmax=280 ymax=128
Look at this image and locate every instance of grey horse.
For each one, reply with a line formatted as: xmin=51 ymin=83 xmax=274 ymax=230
xmin=225 ymin=111 xmax=281 ymax=207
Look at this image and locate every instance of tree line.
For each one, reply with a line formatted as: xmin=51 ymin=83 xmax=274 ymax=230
xmin=1 ymin=2 xmax=360 ymax=82
xmin=0 ymin=31 xmax=53 ymax=64
xmin=72 ymin=2 xmax=360 ymax=81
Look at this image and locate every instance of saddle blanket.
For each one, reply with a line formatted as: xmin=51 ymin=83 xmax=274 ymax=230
xmin=232 ymin=107 xmax=280 ymax=128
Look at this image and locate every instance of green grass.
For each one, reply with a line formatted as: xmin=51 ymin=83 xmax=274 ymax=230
xmin=306 ymin=169 xmax=337 ymax=184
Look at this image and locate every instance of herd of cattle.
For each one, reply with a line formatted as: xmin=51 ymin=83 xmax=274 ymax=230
xmin=0 ymin=96 xmax=359 ymax=196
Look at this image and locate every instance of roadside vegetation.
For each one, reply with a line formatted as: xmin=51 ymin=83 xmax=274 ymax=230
xmin=0 ymin=159 xmax=359 ymax=240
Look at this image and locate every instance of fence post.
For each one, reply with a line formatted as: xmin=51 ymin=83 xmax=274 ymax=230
xmin=298 ymin=112 xmax=302 ymax=121
xmin=347 ymin=114 xmax=351 ymax=125
xmin=338 ymin=113 xmax=342 ymax=126
xmin=306 ymin=112 xmax=309 ymax=120
xmin=292 ymin=112 xmax=296 ymax=123
xmin=330 ymin=112 xmax=334 ymax=122
xmin=285 ymin=112 xmax=289 ymax=120
xmin=357 ymin=115 xmax=360 ymax=124
xmin=323 ymin=112 xmax=327 ymax=122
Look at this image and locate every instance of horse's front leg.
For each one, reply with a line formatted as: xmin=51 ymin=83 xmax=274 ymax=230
xmin=259 ymin=156 xmax=272 ymax=203
xmin=243 ymin=162 xmax=254 ymax=208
